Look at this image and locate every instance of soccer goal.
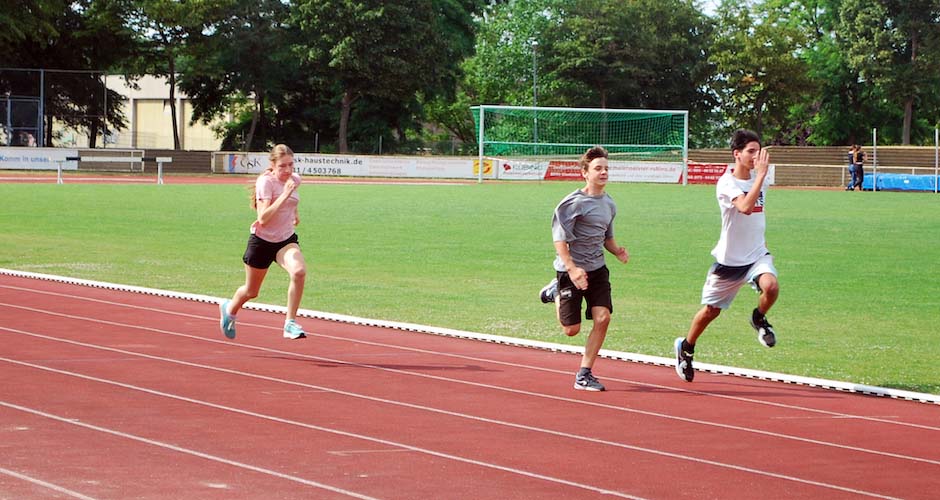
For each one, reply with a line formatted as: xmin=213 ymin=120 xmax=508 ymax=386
xmin=471 ymin=105 xmax=688 ymax=183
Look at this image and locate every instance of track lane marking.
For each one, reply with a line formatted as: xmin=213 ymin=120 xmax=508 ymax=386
xmin=0 ymin=404 xmax=378 ymax=500
xmin=3 ymin=283 xmax=937 ymax=430
xmin=0 ymin=322 xmax=919 ymax=499
xmin=0 ymin=354 xmax=644 ymax=500
xmin=0 ymin=466 xmax=98 ymax=500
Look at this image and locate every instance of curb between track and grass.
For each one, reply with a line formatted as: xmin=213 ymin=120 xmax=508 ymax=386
xmin=3 ymin=267 xmax=937 ymax=406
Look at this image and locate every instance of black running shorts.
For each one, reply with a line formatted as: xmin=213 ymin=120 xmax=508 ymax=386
xmin=242 ymin=233 xmax=299 ymax=269
xmin=556 ymin=265 xmax=613 ymax=326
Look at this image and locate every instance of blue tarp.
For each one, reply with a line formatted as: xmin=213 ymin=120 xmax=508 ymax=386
xmin=862 ymin=173 xmax=939 ymax=192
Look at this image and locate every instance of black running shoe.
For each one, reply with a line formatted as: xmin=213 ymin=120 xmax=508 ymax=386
xmin=574 ymin=370 xmax=605 ymax=391
xmin=674 ymin=337 xmax=694 ymax=382
xmin=751 ymin=309 xmax=777 ymax=348
xmin=539 ymin=278 xmax=558 ymax=304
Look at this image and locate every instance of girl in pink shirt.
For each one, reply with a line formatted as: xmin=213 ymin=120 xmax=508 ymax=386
xmin=219 ymin=144 xmax=308 ymax=340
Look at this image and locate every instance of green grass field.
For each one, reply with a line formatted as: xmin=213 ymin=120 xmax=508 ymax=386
xmin=2 ymin=179 xmax=938 ymax=394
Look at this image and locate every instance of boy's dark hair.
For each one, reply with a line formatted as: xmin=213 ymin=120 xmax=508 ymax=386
xmin=730 ymin=129 xmax=761 ymax=152
xmin=579 ymin=146 xmax=609 ymax=171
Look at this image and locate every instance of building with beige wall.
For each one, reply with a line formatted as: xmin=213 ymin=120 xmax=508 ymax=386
xmin=55 ymin=75 xmax=227 ymax=151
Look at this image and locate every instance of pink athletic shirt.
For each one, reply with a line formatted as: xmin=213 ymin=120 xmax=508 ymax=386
xmin=250 ymin=172 xmax=300 ymax=243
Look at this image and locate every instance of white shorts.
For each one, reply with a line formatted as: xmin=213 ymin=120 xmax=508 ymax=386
xmin=700 ymin=254 xmax=777 ymax=309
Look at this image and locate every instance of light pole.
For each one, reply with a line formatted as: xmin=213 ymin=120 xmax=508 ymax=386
xmin=531 ymin=39 xmax=539 ymax=155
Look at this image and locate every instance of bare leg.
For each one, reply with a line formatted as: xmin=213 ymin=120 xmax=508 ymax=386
xmin=276 ymin=243 xmax=307 ymax=320
xmin=756 ymin=273 xmax=779 ymax=315
xmin=229 ymin=265 xmax=268 ymax=315
xmin=580 ymin=306 xmax=610 ymax=369
xmin=686 ymin=305 xmax=721 ymax=346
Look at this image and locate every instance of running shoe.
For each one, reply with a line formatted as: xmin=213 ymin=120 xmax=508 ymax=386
xmin=674 ymin=337 xmax=694 ymax=382
xmin=219 ymin=300 xmax=236 ymax=339
xmin=751 ymin=308 xmax=777 ymax=348
xmin=539 ymin=278 xmax=558 ymax=304
xmin=573 ymin=370 xmax=605 ymax=391
xmin=283 ymin=319 xmax=307 ymax=340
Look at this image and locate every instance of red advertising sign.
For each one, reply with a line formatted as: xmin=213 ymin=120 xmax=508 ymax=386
xmin=684 ymin=162 xmax=729 ymax=184
xmin=543 ymin=160 xmax=583 ymax=181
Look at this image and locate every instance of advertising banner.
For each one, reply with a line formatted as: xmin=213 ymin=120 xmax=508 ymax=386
xmin=471 ymin=158 xmax=494 ymax=177
xmin=542 ymin=160 xmax=683 ymax=183
xmin=684 ymin=162 xmax=775 ymax=185
xmin=0 ymin=147 xmax=79 ymax=170
xmin=608 ymin=162 xmax=683 ymax=183
xmin=219 ymin=153 xmax=486 ymax=179
xmin=214 ymin=152 xmax=712 ymax=184
xmin=543 ymin=160 xmax=583 ymax=181
xmin=495 ymin=159 xmax=543 ymax=180
xmin=685 ymin=162 xmax=729 ymax=184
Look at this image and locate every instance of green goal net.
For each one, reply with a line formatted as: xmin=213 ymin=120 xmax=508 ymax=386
xmin=471 ymin=105 xmax=688 ymax=181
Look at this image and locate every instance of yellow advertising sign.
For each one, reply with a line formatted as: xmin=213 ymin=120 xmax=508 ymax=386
xmin=472 ymin=159 xmax=493 ymax=176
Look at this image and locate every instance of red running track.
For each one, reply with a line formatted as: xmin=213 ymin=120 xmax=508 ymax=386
xmin=1 ymin=273 xmax=938 ymax=499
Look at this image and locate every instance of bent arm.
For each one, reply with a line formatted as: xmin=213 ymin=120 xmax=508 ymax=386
xmin=731 ymin=177 xmax=765 ymax=214
xmin=554 ymin=240 xmax=588 ymax=289
xmin=732 ymin=149 xmax=769 ymax=214
xmin=256 ymin=178 xmax=298 ymax=225
xmin=604 ymin=238 xmax=629 ymax=264
xmin=554 ymin=240 xmax=577 ymax=274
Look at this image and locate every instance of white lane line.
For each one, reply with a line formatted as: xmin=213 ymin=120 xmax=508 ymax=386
xmin=4 ymin=270 xmax=937 ymax=406
xmin=0 ymin=324 xmax=915 ymax=499
xmin=0 ymin=466 xmax=98 ymax=500
xmin=3 ymin=283 xmax=938 ymax=430
xmin=3 ymin=302 xmax=940 ymax=465
xmin=0 ymin=400 xmax=381 ymax=499
xmin=326 ymin=450 xmax=413 ymax=457
xmin=0 ymin=355 xmax=644 ymax=500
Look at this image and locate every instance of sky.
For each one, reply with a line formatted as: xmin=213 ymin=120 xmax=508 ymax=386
xmin=700 ymin=0 xmax=719 ymax=17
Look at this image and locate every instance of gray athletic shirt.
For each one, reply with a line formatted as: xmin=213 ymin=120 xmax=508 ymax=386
xmin=551 ymin=189 xmax=617 ymax=272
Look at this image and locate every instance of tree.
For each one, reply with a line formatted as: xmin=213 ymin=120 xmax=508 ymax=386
xmin=455 ymin=0 xmax=716 ymax=145
xmin=68 ymin=1 xmax=139 ymax=147
xmin=294 ymin=0 xmax=476 ymax=153
xmin=785 ymin=0 xmax=862 ymax=145
xmin=553 ymin=0 xmax=714 ymax=111
xmin=130 ymin=0 xmax=225 ymax=149
xmin=462 ymin=0 xmax=569 ymax=106
xmin=426 ymin=0 xmax=568 ymax=145
xmin=0 ymin=0 xmax=59 ymax=47
xmin=0 ymin=0 xmax=137 ymax=147
xmin=178 ymin=0 xmax=297 ymax=151
xmin=840 ymin=0 xmax=940 ymax=144
xmin=710 ymin=0 xmax=817 ymax=143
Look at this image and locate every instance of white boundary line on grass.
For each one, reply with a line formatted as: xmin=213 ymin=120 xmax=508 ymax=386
xmin=2 ymin=267 xmax=937 ymax=405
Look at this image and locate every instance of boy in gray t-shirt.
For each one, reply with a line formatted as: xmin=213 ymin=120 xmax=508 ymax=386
xmin=540 ymin=146 xmax=630 ymax=391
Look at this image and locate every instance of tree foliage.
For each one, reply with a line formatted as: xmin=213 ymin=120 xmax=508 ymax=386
xmin=4 ymin=0 xmax=940 ymax=150
xmin=840 ymin=0 xmax=940 ymax=144
xmin=553 ymin=0 xmax=712 ymax=111
xmin=293 ymin=0 xmax=477 ymax=153
xmin=129 ymin=0 xmax=228 ymax=149
xmin=710 ymin=0 xmax=818 ymax=144
xmin=177 ymin=0 xmax=297 ymax=151
xmin=0 ymin=0 xmax=137 ymax=147
xmin=455 ymin=0 xmax=717 ymax=146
